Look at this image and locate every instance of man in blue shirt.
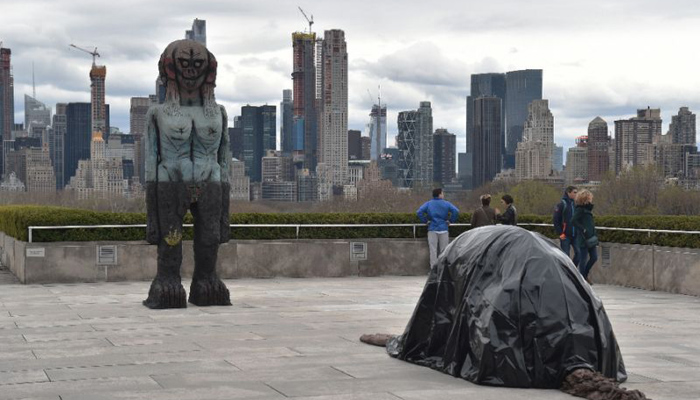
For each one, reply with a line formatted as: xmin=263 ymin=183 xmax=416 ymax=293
xmin=416 ymin=188 xmax=460 ymax=268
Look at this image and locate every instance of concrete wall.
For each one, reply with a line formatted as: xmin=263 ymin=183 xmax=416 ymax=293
xmin=590 ymin=242 xmax=700 ymax=297
xmin=2 ymin=233 xmax=699 ymax=297
xmin=0 ymin=236 xmax=430 ymax=284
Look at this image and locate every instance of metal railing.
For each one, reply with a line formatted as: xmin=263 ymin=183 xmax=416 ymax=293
xmin=23 ymin=222 xmax=700 ymax=243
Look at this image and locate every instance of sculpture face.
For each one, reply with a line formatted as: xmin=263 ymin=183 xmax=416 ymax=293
xmin=174 ymin=42 xmax=209 ymax=93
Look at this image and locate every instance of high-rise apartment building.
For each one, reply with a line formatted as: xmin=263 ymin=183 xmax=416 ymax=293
xmin=185 ymin=18 xmax=206 ymax=46
xmin=369 ymin=103 xmax=387 ymax=160
xmin=292 ymin=31 xmax=318 ymax=170
xmin=566 ymin=137 xmax=588 ymax=183
xmin=397 ymin=101 xmax=433 ymax=188
xmin=614 ymin=107 xmax=662 ymax=173
xmin=472 ymin=97 xmax=502 ymax=188
xmin=433 ymin=128 xmax=456 ymax=185
xmin=25 ymin=145 xmax=56 ymax=193
xmin=229 ymin=158 xmax=250 ymax=201
xmin=241 ymin=105 xmax=276 ymax=182
xmin=505 ymin=69 xmax=543 ymax=168
xmin=229 ymin=115 xmax=243 ymax=161
xmin=52 ymin=104 xmax=67 ymax=189
xmin=669 ymin=107 xmax=696 ymax=145
xmin=129 ymin=96 xmax=153 ymax=184
xmin=0 ymin=46 xmax=14 ymax=178
xmin=318 ymin=29 xmax=348 ymax=187
xmin=280 ymin=89 xmax=295 ymax=153
xmin=89 ymin=63 xmax=108 ymax=142
xmin=515 ymin=99 xmax=554 ymax=181
xmin=587 ymin=116 xmax=610 ymax=181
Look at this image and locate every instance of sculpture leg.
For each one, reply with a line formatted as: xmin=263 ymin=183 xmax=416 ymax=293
xmin=143 ymin=182 xmax=188 ymax=309
xmin=188 ymin=182 xmax=231 ymax=306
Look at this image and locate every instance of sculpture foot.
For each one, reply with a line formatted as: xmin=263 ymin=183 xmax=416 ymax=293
xmin=188 ymin=276 xmax=232 ymax=306
xmin=360 ymin=333 xmax=395 ymax=347
xmin=143 ymin=277 xmax=187 ymax=309
xmin=561 ymin=369 xmax=649 ymax=400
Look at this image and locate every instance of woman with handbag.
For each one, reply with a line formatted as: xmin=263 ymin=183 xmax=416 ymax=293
xmin=572 ymin=189 xmax=598 ymax=283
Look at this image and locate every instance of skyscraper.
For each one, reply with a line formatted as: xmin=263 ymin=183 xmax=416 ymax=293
xmin=552 ymin=145 xmax=563 ymax=172
xmin=292 ymin=31 xmax=318 ymax=170
xmin=505 ymin=69 xmax=543 ymax=168
xmin=433 ymin=128 xmax=456 ymax=185
xmin=397 ymin=101 xmax=433 ymax=188
xmin=0 ymin=46 xmax=14 ymax=178
xmin=466 ymin=73 xmax=506 ymax=155
xmin=348 ymin=129 xmax=362 ymax=160
xmin=515 ymin=99 xmax=554 ymax=181
xmin=369 ymin=103 xmax=387 ymax=160
xmin=89 ymin=62 xmax=108 ymax=142
xmin=614 ymin=107 xmax=662 ymax=173
xmin=280 ymin=89 xmax=294 ymax=153
xmin=129 ymin=96 xmax=153 ymax=183
xmin=52 ymin=103 xmax=66 ymax=189
xmin=185 ymin=18 xmax=206 ymax=46
xmin=241 ymin=105 xmax=276 ymax=182
xmin=587 ymin=116 xmax=610 ymax=181
xmin=318 ymin=29 xmax=348 ymax=187
xmin=566 ymin=137 xmax=588 ymax=183
xmin=24 ymin=94 xmax=51 ymax=133
xmin=669 ymin=107 xmax=696 ymax=145
xmin=64 ymin=103 xmax=92 ymax=187
xmin=472 ymin=97 xmax=502 ymax=188
xmin=229 ymin=115 xmax=243 ymax=161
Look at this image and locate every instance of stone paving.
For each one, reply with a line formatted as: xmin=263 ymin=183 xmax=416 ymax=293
xmin=0 ymin=269 xmax=699 ymax=399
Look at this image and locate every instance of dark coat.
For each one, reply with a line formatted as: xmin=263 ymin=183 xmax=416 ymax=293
xmin=553 ymin=191 xmax=576 ymax=239
xmin=471 ymin=206 xmax=496 ymax=228
xmin=572 ymin=203 xmax=596 ymax=248
xmin=496 ymin=204 xmax=517 ymax=226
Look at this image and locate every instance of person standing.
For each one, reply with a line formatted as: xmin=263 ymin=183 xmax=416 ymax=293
xmin=572 ymin=189 xmax=598 ymax=283
xmin=416 ymin=188 xmax=460 ymax=267
xmin=470 ymin=194 xmax=496 ymax=229
xmin=553 ymin=186 xmax=579 ymax=265
xmin=495 ymin=194 xmax=517 ymax=225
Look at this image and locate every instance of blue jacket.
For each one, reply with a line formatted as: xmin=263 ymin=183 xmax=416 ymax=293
xmin=553 ymin=191 xmax=576 ymax=238
xmin=417 ymin=198 xmax=459 ymax=232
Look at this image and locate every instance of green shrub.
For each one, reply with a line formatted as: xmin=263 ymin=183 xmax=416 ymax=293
xmin=2 ymin=205 xmax=700 ymax=248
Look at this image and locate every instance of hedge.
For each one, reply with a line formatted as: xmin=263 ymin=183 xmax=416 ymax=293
xmin=1 ymin=205 xmax=700 ymax=248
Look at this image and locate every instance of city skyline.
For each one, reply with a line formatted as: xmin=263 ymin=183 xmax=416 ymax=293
xmin=2 ymin=0 xmax=700 ymax=158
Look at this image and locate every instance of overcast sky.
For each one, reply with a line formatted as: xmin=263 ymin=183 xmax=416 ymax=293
xmin=2 ymin=0 xmax=700 ymax=161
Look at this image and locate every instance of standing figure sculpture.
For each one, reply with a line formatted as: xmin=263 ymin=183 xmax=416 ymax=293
xmin=143 ymin=39 xmax=231 ymax=309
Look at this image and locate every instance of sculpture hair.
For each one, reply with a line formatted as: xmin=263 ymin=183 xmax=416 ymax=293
xmin=158 ymin=39 xmax=219 ymax=118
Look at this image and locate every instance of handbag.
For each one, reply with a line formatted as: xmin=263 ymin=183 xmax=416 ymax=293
xmin=585 ymin=235 xmax=599 ymax=248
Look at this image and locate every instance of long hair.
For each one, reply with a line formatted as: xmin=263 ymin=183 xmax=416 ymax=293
xmin=158 ymin=39 xmax=219 ymax=118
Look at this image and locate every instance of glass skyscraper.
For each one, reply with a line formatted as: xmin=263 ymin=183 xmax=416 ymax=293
xmin=505 ymin=69 xmax=543 ymax=168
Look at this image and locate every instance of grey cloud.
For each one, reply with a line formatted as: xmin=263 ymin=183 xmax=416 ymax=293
xmin=353 ymin=42 xmax=469 ymax=87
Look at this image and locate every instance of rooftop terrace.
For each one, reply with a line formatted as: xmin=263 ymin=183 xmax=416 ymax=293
xmin=0 ymin=269 xmax=699 ymax=400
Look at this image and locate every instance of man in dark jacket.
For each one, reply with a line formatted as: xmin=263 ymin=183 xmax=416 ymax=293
xmin=417 ymin=188 xmax=460 ymax=267
xmin=495 ymin=194 xmax=517 ymax=225
xmin=553 ymin=186 xmax=579 ymax=265
xmin=471 ymin=194 xmax=496 ymax=228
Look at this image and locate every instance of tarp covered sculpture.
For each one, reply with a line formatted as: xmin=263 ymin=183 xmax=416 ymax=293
xmin=385 ymin=225 xmax=626 ymax=389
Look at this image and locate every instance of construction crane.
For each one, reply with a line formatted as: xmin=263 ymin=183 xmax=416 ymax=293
xmin=69 ymin=44 xmax=100 ymax=66
xmin=298 ymin=6 xmax=314 ymax=33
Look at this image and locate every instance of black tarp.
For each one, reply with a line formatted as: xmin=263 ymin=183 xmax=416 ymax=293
xmin=387 ymin=225 xmax=626 ymax=388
